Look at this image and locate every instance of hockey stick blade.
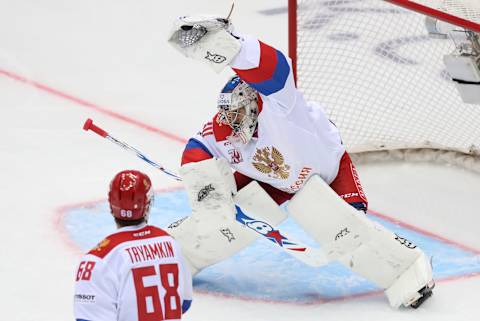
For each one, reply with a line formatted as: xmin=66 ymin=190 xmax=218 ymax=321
xmin=235 ymin=206 xmax=328 ymax=267
xmin=83 ymin=118 xmax=329 ymax=267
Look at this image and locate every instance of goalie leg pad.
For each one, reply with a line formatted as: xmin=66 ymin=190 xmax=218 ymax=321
xmin=179 ymin=158 xmax=237 ymax=224
xmin=167 ymin=212 xmax=257 ymax=276
xmin=288 ymin=175 xmax=433 ymax=307
xmin=288 ymin=175 xmax=373 ymax=260
xmin=169 ymin=160 xmax=287 ymax=274
xmin=384 ymin=251 xmax=434 ymax=308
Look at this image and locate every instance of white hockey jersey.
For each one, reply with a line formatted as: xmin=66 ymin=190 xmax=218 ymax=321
xmin=182 ymin=35 xmax=345 ymax=193
xmin=74 ymin=224 xmax=193 ymax=321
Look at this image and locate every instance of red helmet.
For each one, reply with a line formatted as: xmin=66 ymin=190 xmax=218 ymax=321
xmin=108 ymin=170 xmax=153 ymax=221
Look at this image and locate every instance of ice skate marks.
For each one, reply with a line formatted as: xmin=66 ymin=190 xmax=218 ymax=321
xmin=62 ymin=190 xmax=480 ymax=304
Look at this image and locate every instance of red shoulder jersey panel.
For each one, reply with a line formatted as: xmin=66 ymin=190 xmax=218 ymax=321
xmin=88 ymin=226 xmax=170 ymax=259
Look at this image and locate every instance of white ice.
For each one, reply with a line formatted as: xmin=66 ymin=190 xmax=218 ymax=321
xmin=1 ymin=1 xmax=479 ymax=320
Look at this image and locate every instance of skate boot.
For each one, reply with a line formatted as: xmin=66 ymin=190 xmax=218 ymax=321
xmin=410 ymin=280 xmax=435 ymax=309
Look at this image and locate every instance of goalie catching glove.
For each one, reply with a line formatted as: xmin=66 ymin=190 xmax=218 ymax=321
xmin=168 ymin=15 xmax=242 ymax=72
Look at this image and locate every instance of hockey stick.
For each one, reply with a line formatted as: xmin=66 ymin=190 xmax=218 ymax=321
xmin=83 ymin=118 xmax=329 ymax=267
xmin=83 ymin=119 xmax=181 ymax=181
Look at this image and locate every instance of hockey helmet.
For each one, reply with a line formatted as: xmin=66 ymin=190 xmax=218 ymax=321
xmin=108 ymin=170 xmax=154 ymax=221
xmin=217 ymin=75 xmax=259 ymax=144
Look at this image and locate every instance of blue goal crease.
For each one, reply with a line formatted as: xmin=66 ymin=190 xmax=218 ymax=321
xmin=63 ymin=190 xmax=480 ymax=304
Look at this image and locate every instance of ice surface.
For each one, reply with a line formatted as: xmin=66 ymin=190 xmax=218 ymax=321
xmin=1 ymin=1 xmax=479 ymax=320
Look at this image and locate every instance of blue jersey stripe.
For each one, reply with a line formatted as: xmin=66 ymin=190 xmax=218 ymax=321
xmin=249 ymin=50 xmax=290 ymax=95
xmin=182 ymin=299 xmax=192 ymax=313
xmin=184 ymin=138 xmax=213 ymax=156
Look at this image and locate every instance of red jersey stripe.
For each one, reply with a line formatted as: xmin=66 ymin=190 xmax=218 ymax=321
xmin=181 ymin=147 xmax=213 ymax=165
xmin=233 ymin=41 xmax=278 ymax=84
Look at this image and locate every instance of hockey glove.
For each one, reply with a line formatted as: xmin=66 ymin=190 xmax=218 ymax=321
xmin=168 ymin=15 xmax=241 ymax=73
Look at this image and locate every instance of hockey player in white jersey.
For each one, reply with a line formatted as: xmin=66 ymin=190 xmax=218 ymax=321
xmin=73 ymin=170 xmax=193 ymax=321
xmin=166 ymin=14 xmax=434 ymax=309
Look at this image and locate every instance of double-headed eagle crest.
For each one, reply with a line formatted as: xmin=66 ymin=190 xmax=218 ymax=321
xmin=252 ymin=146 xmax=290 ymax=179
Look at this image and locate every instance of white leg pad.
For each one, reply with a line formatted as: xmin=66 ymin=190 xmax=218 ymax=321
xmin=385 ymin=252 xmax=433 ymax=308
xmin=288 ymin=175 xmax=433 ymax=307
xmin=179 ymin=158 xmax=237 ymax=224
xmin=288 ymin=175 xmax=373 ymax=260
xmin=167 ymin=211 xmax=257 ymax=276
xmin=168 ymin=159 xmax=286 ymax=274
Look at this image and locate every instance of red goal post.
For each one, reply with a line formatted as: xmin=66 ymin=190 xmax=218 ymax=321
xmin=288 ymin=0 xmax=480 ymax=170
xmin=384 ymin=0 xmax=480 ymax=32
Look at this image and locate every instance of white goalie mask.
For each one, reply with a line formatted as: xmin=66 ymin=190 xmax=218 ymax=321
xmin=216 ymin=76 xmax=259 ymax=144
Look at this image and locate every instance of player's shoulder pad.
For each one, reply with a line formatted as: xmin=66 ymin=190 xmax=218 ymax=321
xmin=88 ymin=225 xmax=171 ymax=259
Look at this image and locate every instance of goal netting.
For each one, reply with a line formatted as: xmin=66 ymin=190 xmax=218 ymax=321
xmin=290 ymin=0 xmax=480 ymax=170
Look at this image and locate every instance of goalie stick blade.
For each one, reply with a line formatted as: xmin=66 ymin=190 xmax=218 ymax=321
xmin=235 ymin=206 xmax=329 ymax=267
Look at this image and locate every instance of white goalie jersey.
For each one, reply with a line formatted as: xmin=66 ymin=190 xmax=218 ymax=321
xmin=182 ymin=35 xmax=346 ymax=194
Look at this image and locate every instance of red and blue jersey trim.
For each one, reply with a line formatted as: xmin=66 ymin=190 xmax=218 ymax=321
xmin=181 ymin=138 xmax=213 ymax=165
xmin=233 ymin=41 xmax=291 ymax=96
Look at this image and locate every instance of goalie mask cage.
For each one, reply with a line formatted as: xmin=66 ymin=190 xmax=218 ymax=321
xmin=289 ymin=0 xmax=480 ymax=170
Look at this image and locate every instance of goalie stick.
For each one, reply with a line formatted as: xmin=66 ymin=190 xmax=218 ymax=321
xmin=83 ymin=118 xmax=329 ymax=267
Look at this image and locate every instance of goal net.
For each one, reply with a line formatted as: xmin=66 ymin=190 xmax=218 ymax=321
xmin=289 ymin=0 xmax=480 ymax=168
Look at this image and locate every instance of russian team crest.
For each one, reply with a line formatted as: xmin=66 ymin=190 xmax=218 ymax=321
xmin=252 ymin=146 xmax=290 ymax=179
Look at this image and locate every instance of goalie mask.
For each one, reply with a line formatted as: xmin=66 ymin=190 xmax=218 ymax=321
xmin=216 ymin=76 xmax=259 ymax=144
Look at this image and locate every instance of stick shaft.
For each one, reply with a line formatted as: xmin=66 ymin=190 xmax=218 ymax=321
xmin=83 ymin=118 xmax=181 ymax=181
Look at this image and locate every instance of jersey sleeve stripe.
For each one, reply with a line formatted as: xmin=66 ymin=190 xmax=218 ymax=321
xmin=181 ymin=138 xmax=213 ymax=165
xmin=233 ymin=42 xmax=290 ymax=95
xmin=233 ymin=41 xmax=277 ymax=83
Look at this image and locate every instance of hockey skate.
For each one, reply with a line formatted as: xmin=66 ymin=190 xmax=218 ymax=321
xmin=410 ymin=280 xmax=435 ymax=309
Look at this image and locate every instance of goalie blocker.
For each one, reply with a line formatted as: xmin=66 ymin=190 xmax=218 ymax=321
xmin=288 ymin=175 xmax=434 ymax=308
